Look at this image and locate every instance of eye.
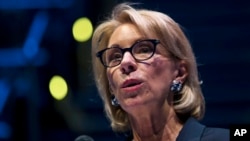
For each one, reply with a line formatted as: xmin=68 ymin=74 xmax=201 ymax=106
xmin=138 ymin=46 xmax=153 ymax=53
xmin=105 ymin=48 xmax=123 ymax=65
xmin=109 ymin=52 xmax=122 ymax=61
xmin=134 ymin=42 xmax=154 ymax=54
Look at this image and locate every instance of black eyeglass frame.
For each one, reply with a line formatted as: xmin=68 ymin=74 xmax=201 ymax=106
xmin=96 ymin=39 xmax=160 ymax=68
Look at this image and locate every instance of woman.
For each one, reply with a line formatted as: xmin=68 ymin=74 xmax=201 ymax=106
xmin=91 ymin=3 xmax=229 ymax=141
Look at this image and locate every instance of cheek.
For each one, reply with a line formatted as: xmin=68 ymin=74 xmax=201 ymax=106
xmin=106 ymin=68 xmax=119 ymax=89
xmin=149 ymin=57 xmax=176 ymax=84
xmin=151 ymin=57 xmax=172 ymax=74
xmin=146 ymin=58 xmax=175 ymax=97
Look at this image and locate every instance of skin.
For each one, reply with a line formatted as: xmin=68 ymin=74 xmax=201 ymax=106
xmin=107 ymin=23 xmax=188 ymax=141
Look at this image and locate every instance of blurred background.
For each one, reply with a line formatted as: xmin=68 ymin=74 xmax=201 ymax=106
xmin=0 ymin=0 xmax=250 ymax=141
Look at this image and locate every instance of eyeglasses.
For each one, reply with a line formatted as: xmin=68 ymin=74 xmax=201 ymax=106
xmin=96 ymin=39 xmax=160 ymax=67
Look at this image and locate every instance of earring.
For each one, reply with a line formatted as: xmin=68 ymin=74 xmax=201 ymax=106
xmin=170 ymin=80 xmax=183 ymax=93
xmin=111 ymin=95 xmax=119 ymax=106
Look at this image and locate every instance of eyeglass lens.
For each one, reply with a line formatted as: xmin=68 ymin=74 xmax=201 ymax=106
xmin=102 ymin=40 xmax=157 ymax=67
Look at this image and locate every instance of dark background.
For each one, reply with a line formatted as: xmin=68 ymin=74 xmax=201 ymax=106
xmin=0 ymin=0 xmax=250 ymax=141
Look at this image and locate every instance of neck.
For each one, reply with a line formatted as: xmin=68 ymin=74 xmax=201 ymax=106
xmin=128 ymin=103 xmax=183 ymax=141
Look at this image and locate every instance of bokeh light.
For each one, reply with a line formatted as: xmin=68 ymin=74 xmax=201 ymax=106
xmin=49 ymin=75 xmax=68 ymax=100
xmin=0 ymin=122 xmax=11 ymax=139
xmin=72 ymin=17 xmax=93 ymax=42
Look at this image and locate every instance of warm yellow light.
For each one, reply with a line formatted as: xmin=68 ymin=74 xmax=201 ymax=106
xmin=72 ymin=17 xmax=93 ymax=42
xmin=49 ymin=75 xmax=68 ymax=100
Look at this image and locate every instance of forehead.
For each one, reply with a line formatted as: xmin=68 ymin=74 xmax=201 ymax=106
xmin=108 ymin=23 xmax=144 ymax=47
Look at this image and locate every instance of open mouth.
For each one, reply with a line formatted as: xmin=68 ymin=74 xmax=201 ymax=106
xmin=126 ymin=82 xmax=141 ymax=87
xmin=122 ymin=79 xmax=142 ymax=88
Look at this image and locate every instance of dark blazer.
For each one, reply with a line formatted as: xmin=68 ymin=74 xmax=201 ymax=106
xmin=177 ymin=117 xmax=229 ymax=141
xmin=125 ymin=117 xmax=229 ymax=141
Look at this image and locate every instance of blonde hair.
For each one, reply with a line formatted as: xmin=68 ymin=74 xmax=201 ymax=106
xmin=91 ymin=3 xmax=205 ymax=132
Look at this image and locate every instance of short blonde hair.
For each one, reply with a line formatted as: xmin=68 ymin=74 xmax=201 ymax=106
xmin=91 ymin=3 xmax=205 ymax=132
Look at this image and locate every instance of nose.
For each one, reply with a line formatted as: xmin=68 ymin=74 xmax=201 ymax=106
xmin=120 ymin=52 xmax=137 ymax=74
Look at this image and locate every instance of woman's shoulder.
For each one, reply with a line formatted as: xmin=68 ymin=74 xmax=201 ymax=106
xmin=177 ymin=117 xmax=229 ymax=141
xmin=202 ymin=127 xmax=229 ymax=141
xmin=124 ymin=117 xmax=230 ymax=141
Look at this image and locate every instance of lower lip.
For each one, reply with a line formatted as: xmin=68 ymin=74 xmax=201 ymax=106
xmin=122 ymin=83 xmax=143 ymax=93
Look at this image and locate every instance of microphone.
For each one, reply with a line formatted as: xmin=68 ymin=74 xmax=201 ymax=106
xmin=74 ymin=135 xmax=94 ymax=141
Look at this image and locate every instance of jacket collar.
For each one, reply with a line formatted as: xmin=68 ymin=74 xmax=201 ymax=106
xmin=176 ymin=117 xmax=205 ymax=141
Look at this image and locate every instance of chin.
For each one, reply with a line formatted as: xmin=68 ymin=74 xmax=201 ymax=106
xmin=122 ymin=98 xmax=149 ymax=109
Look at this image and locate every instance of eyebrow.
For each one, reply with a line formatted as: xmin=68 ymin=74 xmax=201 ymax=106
xmin=107 ymin=37 xmax=147 ymax=48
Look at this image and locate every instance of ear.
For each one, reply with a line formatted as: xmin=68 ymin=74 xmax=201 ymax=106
xmin=175 ymin=60 xmax=188 ymax=83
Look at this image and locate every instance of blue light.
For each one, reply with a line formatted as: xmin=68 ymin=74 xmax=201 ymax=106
xmin=0 ymin=122 xmax=11 ymax=139
xmin=0 ymin=12 xmax=49 ymax=67
xmin=0 ymin=48 xmax=48 ymax=67
xmin=0 ymin=48 xmax=26 ymax=67
xmin=22 ymin=11 xmax=49 ymax=60
xmin=0 ymin=0 xmax=74 ymax=9
xmin=0 ymin=80 xmax=10 ymax=114
xmin=23 ymin=38 xmax=39 ymax=59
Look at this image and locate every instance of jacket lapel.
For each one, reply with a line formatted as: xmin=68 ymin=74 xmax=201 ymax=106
xmin=176 ymin=117 xmax=206 ymax=141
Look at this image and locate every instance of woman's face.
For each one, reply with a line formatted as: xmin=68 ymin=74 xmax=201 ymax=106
xmin=107 ymin=23 xmax=179 ymax=112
